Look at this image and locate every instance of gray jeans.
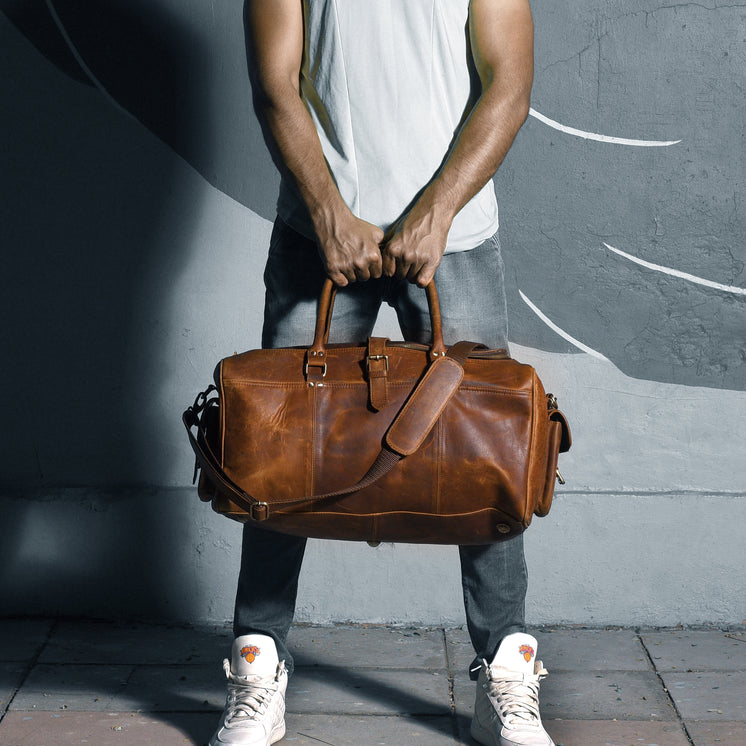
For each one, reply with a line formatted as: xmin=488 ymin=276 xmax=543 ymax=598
xmin=234 ymin=218 xmax=528 ymax=679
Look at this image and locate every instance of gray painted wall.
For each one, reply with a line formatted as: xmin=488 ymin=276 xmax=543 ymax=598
xmin=1 ymin=1 xmax=744 ymax=628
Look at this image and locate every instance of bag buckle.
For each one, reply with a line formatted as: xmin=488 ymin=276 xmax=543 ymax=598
xmin=304 ymin=351 xmax=327 ymax=379
xmin=304 ymin=361 xmax=327 ymax=376
xmin=366 ymin=354 xmax=389 ymax=372
xmin=250 ymin=502 xmax=269 ymax=521
xmin=190 ymin=385 xmax=217 ymax=416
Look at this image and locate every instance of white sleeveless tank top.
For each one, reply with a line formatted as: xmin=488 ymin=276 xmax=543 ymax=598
xmin=276 ymin=0 xmax=499 ymax=253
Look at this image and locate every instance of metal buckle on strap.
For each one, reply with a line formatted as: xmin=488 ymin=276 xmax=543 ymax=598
xmin=250 ymin=502 xmax=269 ymax=521
xmin=304 ymin=360 xmax=327 ymax=377
xmin=366 ymin=354 xmax=389 ymax=372
xmin=192 ymin=385 xmax=217 ymax=414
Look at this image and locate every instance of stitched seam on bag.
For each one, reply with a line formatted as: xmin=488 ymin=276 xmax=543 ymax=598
xmin=223 ymin=381 xmax=421 ymax=389
xmin=537 ymin=422 xmax=561 ymax=516
xmin=219 ymin=363 xmax=227 ymax=470
xmin=272 ymin=508 xmax=511 ymax=518
xmin=310 ymin=385 xmax=317 ymax=496
xmin=458 ymin=385 xmax=531 ymax=395
xmin=223 ymin=382 xmax=309 ymax=389
xmin=524 ymin=375 xmax=539 ymax=525
xmin=435 ymin=420 xmax=443 ymax=515
xmin=230 ymin=346 xmax=427 ymax=356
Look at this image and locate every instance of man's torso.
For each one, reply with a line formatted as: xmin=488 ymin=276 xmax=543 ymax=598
xmin=277 ymin=0 xmax=500 ymax=252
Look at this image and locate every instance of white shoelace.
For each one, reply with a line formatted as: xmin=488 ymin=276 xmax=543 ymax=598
xmin=483 ymin=664 xmax=548 ymax=727
xmin=222 ymin=659 xmax=283 ymax=728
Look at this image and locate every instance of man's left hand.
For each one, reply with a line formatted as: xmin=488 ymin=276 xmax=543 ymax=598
xmin=382 ymin=206 xmax=450 ymax=287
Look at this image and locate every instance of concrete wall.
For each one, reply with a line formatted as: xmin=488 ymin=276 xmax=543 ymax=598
xmin=1 ymin=1 xmax=744 ymax=628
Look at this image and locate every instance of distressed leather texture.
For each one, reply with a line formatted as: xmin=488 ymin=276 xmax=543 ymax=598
xmin=186 ymin=281 xmax=571 ymax=545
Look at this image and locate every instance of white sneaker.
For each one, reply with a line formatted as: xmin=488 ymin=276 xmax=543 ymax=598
xmin=470 ymin=633 xmax=554 ymax=746
xmin=209 ymin=634 xmax=288 ymax=746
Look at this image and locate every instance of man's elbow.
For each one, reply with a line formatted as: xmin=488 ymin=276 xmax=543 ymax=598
xmin=250 ymin=67 xmax=300 ymax=114
xmin=514 ymin=89 xmax=531 ymax=129
xmin=502 ymin=68 xmax=533 ymax=132
xmin=486 ymin=82 xmax=531 ymax=135
xmin=481 ymin=65 xmax=532 ymax=132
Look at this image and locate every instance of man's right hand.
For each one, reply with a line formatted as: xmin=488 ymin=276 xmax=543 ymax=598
xmin=315 ymin=211 xmax=385 ymax=286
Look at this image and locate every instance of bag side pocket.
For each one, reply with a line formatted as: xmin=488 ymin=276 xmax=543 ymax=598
xmin=534 ymin=419 xmax=562 ymax=517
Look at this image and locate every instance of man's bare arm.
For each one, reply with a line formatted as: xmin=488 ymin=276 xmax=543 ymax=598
xmin=247 ymin=0 xmax=383 ymax=285
xmin=383 ymin=0 xmax=534 ymax=287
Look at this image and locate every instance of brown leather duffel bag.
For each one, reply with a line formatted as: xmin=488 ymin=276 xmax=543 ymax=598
xmin=184 ymin=280 xmax=571 ymax=544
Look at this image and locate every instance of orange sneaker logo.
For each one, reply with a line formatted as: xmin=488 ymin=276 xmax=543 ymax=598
xmin=240 ymin=645 xmax=261 ymax=663
xmin=519 ymin=644 xmax=535 ymax=663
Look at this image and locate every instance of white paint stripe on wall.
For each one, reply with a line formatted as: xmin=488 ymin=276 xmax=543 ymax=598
xmin=529 ymin=108 xmax=682 ymax=147
xmin=518 ymin=290 xmax=611 ymax=361
xmin=604 ymin=243 xmax=746 ymax=295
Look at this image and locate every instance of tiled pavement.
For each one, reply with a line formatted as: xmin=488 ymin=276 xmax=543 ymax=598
xmin=0 ymin=620 xmax=745 ymax=745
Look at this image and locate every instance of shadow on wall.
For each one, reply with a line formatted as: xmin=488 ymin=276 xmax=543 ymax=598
xmin=1 ymin=0 xmax=279 ymax=218
xmin=0 ymin=1 xmax=253 ymax=616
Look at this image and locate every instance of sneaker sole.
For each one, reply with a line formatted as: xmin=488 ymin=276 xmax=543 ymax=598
xmin=471 ymin=717 xmax=555 ymax=746
xmin=270 ymin=721 xmax=286 ymax=744
xmin=208 ymin=720 xmax=286 ymax=746
xmin=470 ymin=717 xmax=497 ymax=746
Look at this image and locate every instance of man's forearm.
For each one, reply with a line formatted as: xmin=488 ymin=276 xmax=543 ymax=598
xmin=383 ymin=0 xmax=534 ymax=286
xmin=417 ymin=81 xmax=531 ymax=227
xmin=407 ymin=0 xmax=534 ymax=230
xmin=380 ymin=81 xmax=530 ymax=286
xmin=424 ymin=0 xmax=533 ymax=223
xmin=247 ymin=0 xmax=384 ymax=285
xmin=247 ymin=0 xmax=349 ymax=237
xmin=259 ymin=87 xmax=348 ymax=237
xmin=248 ymin=0 xmax=383 ymax=285
xmin=255 ymin=78 xmax=384 ymax=285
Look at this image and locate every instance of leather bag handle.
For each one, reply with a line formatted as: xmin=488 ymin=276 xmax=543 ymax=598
xmin=309 ymin=279 xmax=448 ymax=358
xmin=183 ymin=341 xmax=481 ymax=521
